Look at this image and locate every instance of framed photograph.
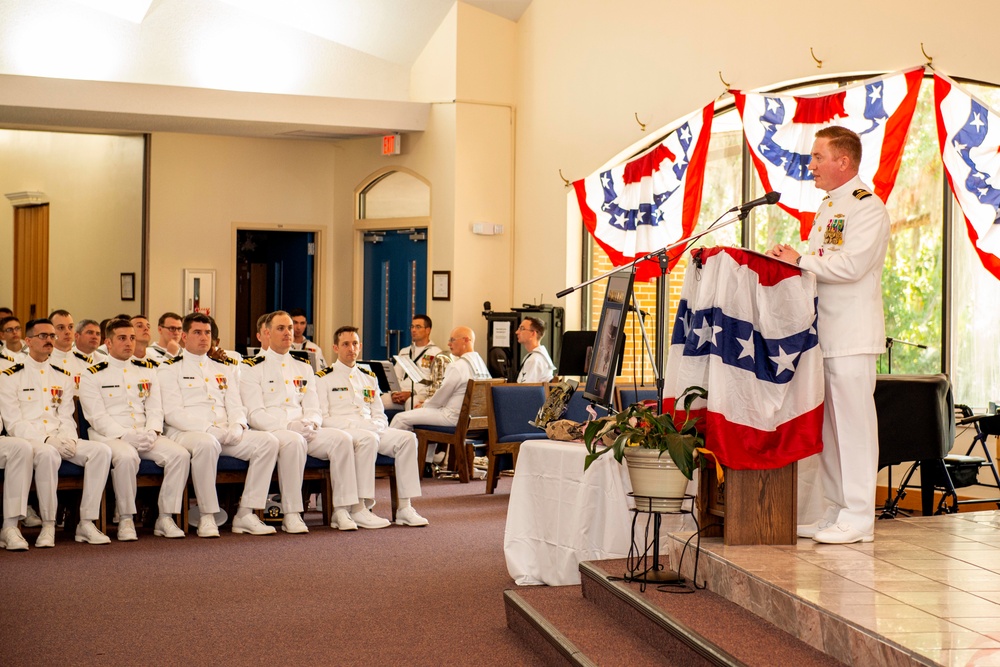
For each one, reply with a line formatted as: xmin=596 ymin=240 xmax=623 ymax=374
xmin=583 ymin=269 xmax=634 ymax=408
xmin=120 ymin=273 xmax=135 ymax=301
xmin=432 ymin=270 xmax=451 ymax=301
xmin=183 ymin=269 xmax=216 ymax=317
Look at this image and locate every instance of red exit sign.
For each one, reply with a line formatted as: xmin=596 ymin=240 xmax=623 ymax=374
xmin=382 ymin=133 xmax=401 ymax=156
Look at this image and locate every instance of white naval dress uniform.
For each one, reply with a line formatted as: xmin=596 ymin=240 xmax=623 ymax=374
xmin=390 ymin=351 xmax=491 ymax=431
xmin=317 ymin=360 xmax=421 ymax=501
xmin=383 ymin=342 xmax=443 ymax=410
xmin=49 ymin=348 xmax=95 ymax=394
xmin=517 ymin=345 xmax=556 ymax=383
xmin=78 ymin=357 xmax=191 ymax=516
xmin=0 ymin=413 xmax=34 ymax=522
xmin=146 ymin=343 xmax=179 ymax=364
xmin=159 ymin=352 xmax=279 ymax=512
xmin=239 ymin=348 xmax=361 ymax=512
xmin=0 ymin=356 xmax=110 ymax=522
xmin=798 ymin=175 xmax=890 ymax=534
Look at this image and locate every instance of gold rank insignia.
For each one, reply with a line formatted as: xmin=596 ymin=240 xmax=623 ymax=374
xmin=161 ymin=356 xmax=182 ymax=366
xmin=853 ymin=188 xmax=873 ymax=200
xmin=87 ymin=361 xmax=109 ymax=374
xmin=49 ymin=364 xmax=71 ymax=376
xmin=73 ymin=350 xmax=93 ymax=363
xmin=3 ymin=363 xmax=24 ymax=376
xmin=289 ymin=349 xmax=311 ymax=364
xmin=132 ymin=358 xmax=158 ymax=368
xmin=315 ymin=366 xmax=334 ymax=378
xmin=359 ymin=366 xmax=376 ymax=378
xmin=824 ymin=215 xmax=846 ymax=246
xmin=242 ymin=355 xmax=264 ymax=366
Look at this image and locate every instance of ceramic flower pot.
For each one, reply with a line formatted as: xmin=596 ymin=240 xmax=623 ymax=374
xmin=623 ymin=446 xmax=688 ymax=512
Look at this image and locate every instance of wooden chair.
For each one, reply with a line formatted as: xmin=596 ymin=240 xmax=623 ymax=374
xmin=374 ymin=453 xmax=399 ymax=521
xmin=414 ymin=378 xmax=505 ymax=483
xmin=485 ymin=383 xmax=548 ymax=494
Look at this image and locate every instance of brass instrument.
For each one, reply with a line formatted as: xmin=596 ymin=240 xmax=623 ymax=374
xmin=424 ymin=352 xmax=454 ymax=399
xmin=530 ymin=378 xmax=579 ymax=428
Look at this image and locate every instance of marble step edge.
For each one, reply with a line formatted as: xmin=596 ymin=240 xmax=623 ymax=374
xmin=579 ymin=561 xmax=747 ymax=667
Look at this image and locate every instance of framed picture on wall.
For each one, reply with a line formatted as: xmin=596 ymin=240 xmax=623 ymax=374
xmin=432 ymin=270 xmax=451 ymax=301
xmin=183 ymin=269 xmax=216 ymax=316
xmin=120 ymin=273 xmax=135 ymax=301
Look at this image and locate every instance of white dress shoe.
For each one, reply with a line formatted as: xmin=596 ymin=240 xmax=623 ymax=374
xmin=796 ymin=519 xmax=834 ymax=539
xmin=0 ymin=526 xmax=29 ymax=551
xmin=75 ymin=521 xmax=111 ymax=545
xmin=331 ymin=509 xmax=358 ymax=531
xmin=35 ymin=524 xmax=56 ymax=548
xmin=117 ymin=517 xmax=138 ymax=542
xmin=281 ymin=512 xmax=309 ymax=534
xmin=23 ymin=506 xmax=42 ymax=528
xmin=351 ymin=507 xmax=390 ymax=530
xmin=231 ymin=512 xmax=276 ymax=536
xmin=153 ymin=515 xmax=185 ymax=539
xmin=813 ymin=522 xmax=874 ymax=544
xmin=197 ymin=514 xmax=220 ymax=538
xmin=395 ymin=506 xmax=429 ymax=527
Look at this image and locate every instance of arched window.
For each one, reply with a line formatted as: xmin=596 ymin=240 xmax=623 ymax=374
xmin=358 ymin=169 xmax=430 ymax=220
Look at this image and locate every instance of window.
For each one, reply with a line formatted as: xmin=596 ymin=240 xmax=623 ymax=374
xmin=583 ymin=74 xmax=997 ymax=408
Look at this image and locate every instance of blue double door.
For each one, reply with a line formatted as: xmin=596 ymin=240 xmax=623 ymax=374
xmin=362 ymin=229 xmax=428 ymax=360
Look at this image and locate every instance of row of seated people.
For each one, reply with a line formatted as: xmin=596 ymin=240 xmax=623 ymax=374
xmin=0 ymin=311 xmax=429 ymax=551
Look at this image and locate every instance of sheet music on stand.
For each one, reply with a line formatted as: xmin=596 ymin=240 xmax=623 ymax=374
xmin=358 ymin=360 xmax=402 ymax=393
xmin=394 ymin=354 xmax=430 ymax=386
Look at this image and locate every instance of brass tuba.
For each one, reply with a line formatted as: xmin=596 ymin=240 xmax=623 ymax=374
xmin=424 ymin=352 xmax=454 ymax=399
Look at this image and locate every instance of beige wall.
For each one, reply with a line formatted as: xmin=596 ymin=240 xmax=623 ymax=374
xmin=0 ymin=129 xmax=143 ymax=321
xmin=147 ymin=133 xmax=339 ymax=351
xmin=511 ymin=0 xmax=1000 ymax=326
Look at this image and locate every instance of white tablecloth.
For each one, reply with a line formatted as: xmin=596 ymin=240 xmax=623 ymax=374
xmin=503 ymin=439 xmax=694 ymax=586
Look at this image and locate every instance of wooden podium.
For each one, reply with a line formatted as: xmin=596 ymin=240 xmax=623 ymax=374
xmin=698 ymin=462 xmax=797 ymax=545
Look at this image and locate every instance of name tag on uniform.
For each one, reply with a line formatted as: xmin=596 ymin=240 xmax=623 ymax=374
xmin=102 ymin=385 xmax=120 ymax=389
xmin=182 ymin=376 xmax=197 ymax=380
xmin=330 ymin=387 xmax=347 ymax=392
xmin=21 ymin=387 xmax=34 ymax=392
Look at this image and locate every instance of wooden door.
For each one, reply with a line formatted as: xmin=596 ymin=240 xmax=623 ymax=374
xmin=13 ymin=204 xmax=49 ymax=321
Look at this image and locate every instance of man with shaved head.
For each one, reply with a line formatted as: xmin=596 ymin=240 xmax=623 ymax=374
xmin=389 ymin=326 xmax=491 ymax=432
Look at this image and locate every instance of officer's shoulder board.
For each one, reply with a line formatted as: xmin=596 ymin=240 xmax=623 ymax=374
xmin=853 ymin=188 xmax=873 ymax=201
xmin=160 ymin=355 xmax=183 ymax=366
xmin=211 ymin=355 xmax=239 ymax=366
xmin=2 ymin=363 xmax=24 ymax=376
xmin=72 ymin=350 xmax=93 ymax=364
xmin=358 ymin=366 xmax=377 ymax=379
xmin=49 ymin=364 xmax=72 ymax=376
xmin=315 ymin=365 xmax=334 ymax=378
xmin=87 ymin=361 xmax=108 ymax=374
xmin=289 ymin=349 xmax=311 ymax=364
xmin=132 ymin=358 xmax=158 ymax=369
xmin=242 ymin=355 xmax=264 ymax=367
xmin=0 ymin=351 xmax=13 ymax=363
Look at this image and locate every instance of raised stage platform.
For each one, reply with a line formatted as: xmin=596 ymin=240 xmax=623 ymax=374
xmin=508 ymin=511 xmax=1000 ymax=666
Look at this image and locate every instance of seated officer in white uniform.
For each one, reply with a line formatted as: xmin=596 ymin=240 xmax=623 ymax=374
xmin=0 ymin=316 xmax=28 ymax=363
xmin=515 ymin=317 xmax=556 ymax=383
xmin=317 ymin=326 xmax=428 ymax=527
xmin=390 ymin=326 xmax=491 ymax=432
xmin=74 ymin=319 xmax=107 ymax=363
xmin=159 ymin=313 xmax=279 ymax=537
xmin=147 ymin=312 xmax=183 ymax=363
xmin=240 ymin=310 xmax=385 ymax=532
xmin=78 ymin=318 xmax=190 ymax=541
xmin=0 ymin=318 xmax=112 ymax=546
xmin=383 ymin=314 xmax=442 ymax=412
xmin=0 ymin=413 xmax=36 ymax=551
xmin=48 ymin=310 xmax=96 ymax=387
xmin=289 ymin=308 xmax=326 ymax=368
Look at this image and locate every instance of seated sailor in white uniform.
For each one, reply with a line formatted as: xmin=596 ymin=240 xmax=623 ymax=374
xmin=515 ymin=317 xmax=556 ymax=383
xmin=78 ymin=318 xmax=191 ymax=541
xmin=316 ymin=326 xmax=428 ymax=527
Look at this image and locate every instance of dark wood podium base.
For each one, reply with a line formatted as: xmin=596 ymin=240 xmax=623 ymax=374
xmin=698 ymin=462 xmax=797 ymax=546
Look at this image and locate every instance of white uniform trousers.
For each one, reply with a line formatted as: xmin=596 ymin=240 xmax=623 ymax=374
xmin=343 ymin=428 xmax=422 ymax=500
xmin=106 ymin=437 xmax=191 ymax=515
xmin=29 ymin=439 xmax=110 ymax=522
xmin=818 ymin=354 xmax=879 ymax=533
xmin=389 ymin=407 xmax=455 ymax=432
xmin=171 ymin=430 xmax=280 ymax=513
xmin=1 ymin=436 xmax=35 ymax=520
xmin=294 ymin=428 xmax=362 ymax=512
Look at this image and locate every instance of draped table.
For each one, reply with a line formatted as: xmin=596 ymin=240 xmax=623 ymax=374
xmin=503 ymin=439 xmax=693 ymax=586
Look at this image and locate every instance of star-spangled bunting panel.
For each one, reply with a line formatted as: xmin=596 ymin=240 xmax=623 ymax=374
xmin=573 ymin=102 xmax=714 ymax=282
xmin=935 ymin=72 xmax=1000 ymax=281
xmin=734 ymin=67 xmax=923 ymax=241
xmin=663 ymin=247 xmax=824 ymax=471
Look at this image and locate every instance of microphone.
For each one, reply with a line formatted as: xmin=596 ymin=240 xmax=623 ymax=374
xmin=737 ymin=191 xmax=781 ymax=213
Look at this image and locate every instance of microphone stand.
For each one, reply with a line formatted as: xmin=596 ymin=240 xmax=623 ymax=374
xmin=884 ymin=336 xmax=927 ymax=375
xmin=557 ymin=203 xmax=753 ymax=414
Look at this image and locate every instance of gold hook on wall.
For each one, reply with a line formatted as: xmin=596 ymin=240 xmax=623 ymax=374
xmin=718 ymin=71 xmax=731 ymax=89
xmin=810 ymin=47 xmax=823 ymax=69
xmin=634 ymin=113 xmax=647 ymax=132
xmin=559 ymin=169 xmax=570 ymax=187
xmin=921 ymin=42 xmax=934 ymax=66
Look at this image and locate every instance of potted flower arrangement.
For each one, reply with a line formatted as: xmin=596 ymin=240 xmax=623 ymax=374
xmin=583 ymin=386 xmax=709 ymax=511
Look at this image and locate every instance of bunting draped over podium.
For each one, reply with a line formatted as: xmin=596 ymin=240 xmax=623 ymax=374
xmin=663 ymin=247 xmax=824 ymax=470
